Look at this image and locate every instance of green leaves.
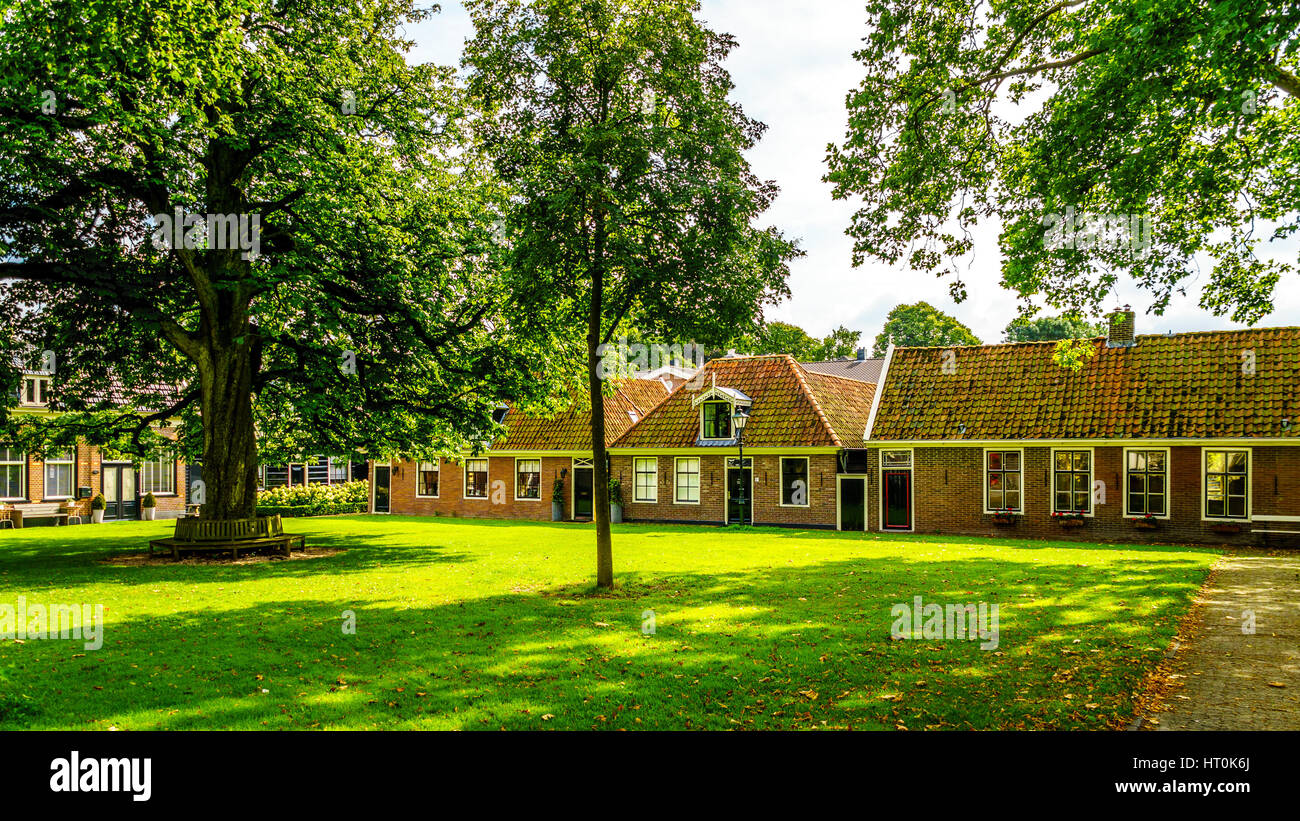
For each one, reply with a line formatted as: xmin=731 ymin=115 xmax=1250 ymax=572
xmin=829 ymin=0 xmax=1300 ymax=324
xmin=872 ymin=301 xmax=981 ymax=355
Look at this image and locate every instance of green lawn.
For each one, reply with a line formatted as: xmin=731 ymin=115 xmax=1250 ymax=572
xmin=0 ymin=517 xmax=1217 ymax=730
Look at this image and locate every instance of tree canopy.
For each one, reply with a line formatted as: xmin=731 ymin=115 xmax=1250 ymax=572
xmin=1003 ymin=314 xmax=1105 ymax=342
xmin=872 ymin=301 xmax=981 ymax=355
xmin=737 ymin=321 xmax=862 ymax=360
xmin=826 ymin=0 xmax=1300 ymax=324
xmin=0 ymin=0 xmax=559 ymax=518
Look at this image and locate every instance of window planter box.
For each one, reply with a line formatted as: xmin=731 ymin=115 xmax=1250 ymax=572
xmin=1052 ymin=514 xmax=1086 ymax=528
xmin=1209 ymin=522 xmax=1242 ymax=535
xmin=990 ymin=513 xmax=1018 ymax=526
xmin=1132 ymin=518 xmax=1159 ymax=531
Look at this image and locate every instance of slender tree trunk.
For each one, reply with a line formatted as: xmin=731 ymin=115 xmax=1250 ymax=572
xmin=589 ymin=214 xmax=613 ymax=589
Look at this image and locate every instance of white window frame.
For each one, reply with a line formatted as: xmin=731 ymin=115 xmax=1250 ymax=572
xmin=415 ymin=460 xmax=440 ymax=499
xmin=1123 ymin=447 xmax=1171 ymax=519
xmin=778 ymin=456 xmax=811 ymax=508
xmin=43 ymin=449 xmax=75 ymax=499
xmin=139 ymin=453 xmax=176 ymax=495
xmin=0 ymin=448 xmax=25 ymax=501
xmin=514 ymin=458 xmax=542 ymax=501
xmin=698 ymin=401 xmax=733 ymax=442
xmin=19 ymin=376 xmax=49 ymax=407
xmin=674 ymin=456 xmax=700 ymax=505
xmin=1201 ymin=447 xmax=1251 ymax=521
xmin=464 ymin=458 xmax=489 ymax=500
xmin=1050 ymin=447 xmax=1095 ymax=516
xmin=633 ymin=457 xmax=658 ymax=503
xmin=983 ymin=448 xmax=1025 ymax=514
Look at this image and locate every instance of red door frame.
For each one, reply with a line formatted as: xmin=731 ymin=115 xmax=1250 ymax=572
xmin=882 ymin=469 xmax=912 ymax=530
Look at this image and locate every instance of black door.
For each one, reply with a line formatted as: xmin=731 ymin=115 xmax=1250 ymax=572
xmin=840 ymin=477 xmax=866 ymax=531
xmin=726 ymin=467 xmax=752 ymax=525
xmin=573 ymin=467 xmax=594 ymax=519
xmin=103 ymin=464 xmax=138 ymax=520
xmin=373 ymin=464 xmax=391 ymax=513
xmin=883 ymin=470 xmax=911 ymax=529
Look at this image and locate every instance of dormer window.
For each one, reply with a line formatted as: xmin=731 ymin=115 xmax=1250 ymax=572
xmin=701 ymin=400 xmax=732 ymax=440
xmin=18 ymin=375 xmax=49 ymax=407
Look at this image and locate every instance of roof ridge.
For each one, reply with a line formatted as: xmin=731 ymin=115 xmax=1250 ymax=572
xmin=788 ymin=358 xmax=842 ymax=447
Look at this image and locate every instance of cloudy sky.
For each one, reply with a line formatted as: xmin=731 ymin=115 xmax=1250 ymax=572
xmin=404 ymin=1 xmax=1298 ymax=347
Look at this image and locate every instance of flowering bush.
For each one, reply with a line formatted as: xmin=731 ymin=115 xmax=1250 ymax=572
xmin=1050 ymin=511 xmax=1085 ymax=521
xmin=256 ymin=480 xmax=369 ymax=517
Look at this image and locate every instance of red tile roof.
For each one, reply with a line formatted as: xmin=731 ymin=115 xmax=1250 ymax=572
xmin=492 ymin=378 xmax=670 ymax=451
xmin=869 ymin=328 xmax=1300 ymax=440
xmin=612 ymin=354 xmax=877 ymax=448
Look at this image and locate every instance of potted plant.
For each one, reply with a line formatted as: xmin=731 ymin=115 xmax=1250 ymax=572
xmin=551 ymin=477 xmax=564 ymax=522
xmin=1051 ymin=511 xmax=1086 ymax=528
xmin=1132 ymin=513 xmax=1159 ymax=531
xmin=140 ymin=492 xmax=157 ymax=521
xmin=90 ymin=493 xmax=106 ymax=524
xmin=608 ymin=478 xmax=624 ymax=524
xmin=990 ymin=508 xmax=1018 ymax=526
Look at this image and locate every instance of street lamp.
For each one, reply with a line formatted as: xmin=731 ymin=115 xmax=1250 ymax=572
xmin=731 ymin=406 xmax=750 ymax=525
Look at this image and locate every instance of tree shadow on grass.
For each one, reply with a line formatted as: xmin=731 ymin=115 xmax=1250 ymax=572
xmin=1 ymin=546 xmax=1214 ymax=731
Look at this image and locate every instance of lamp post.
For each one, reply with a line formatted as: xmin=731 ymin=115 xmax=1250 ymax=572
xmin=731 ymin=406 xmax=750 ymax=525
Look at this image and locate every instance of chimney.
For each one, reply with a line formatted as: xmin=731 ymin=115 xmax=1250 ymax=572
xmin=856 ymin=347 xmax=866 ymax=361
xmin=1107 ymin=305 xmax=1135 ymax=348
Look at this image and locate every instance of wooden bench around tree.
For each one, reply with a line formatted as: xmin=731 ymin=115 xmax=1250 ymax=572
xmin=148 ymin=515 xmax=306 ymax=560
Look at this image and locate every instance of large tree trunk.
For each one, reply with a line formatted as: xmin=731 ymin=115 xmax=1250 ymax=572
xmin=196 ymin=330 xmax=259 ymax=521
xmin=589 ymin=218 xmax=613 ymax=589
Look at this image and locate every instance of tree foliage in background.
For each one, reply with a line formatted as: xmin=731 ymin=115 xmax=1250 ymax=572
xmin=827 ymin=0 xmax=1300 ymax=324
xmin=465 ymin=0 xmax=799 ymax=588
xmin=872 ymin=301 xmax=981 ymax=355
xmin=0 ymin=0 xmax=560 ymax=519
xmin=737 ymin=321 xmax=862 ymax=361
xmin=1003 ymin=314 xmax=1105 ymax=342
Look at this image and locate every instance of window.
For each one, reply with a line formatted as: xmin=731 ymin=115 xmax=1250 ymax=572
xmin=264 ymin=465 xmax=289 ymax=488
xmin=0 ymin=448 xmax=24 ymax=499
xmin=307 ymin=458 xmax=331 ymax=485
xmin=1205 ymin=449 xmax=1248 ymax=519
xmin=882 ymin=450 xmax=912 ymax=468
xmin=140 ymin=453 xmax=175 ymax=494
xmin=701 ymin=401 xmax=732 ymax=440
xmin=985 ymin=450 xmax=1022 ymax=512
xmin=674 ymin=457 xmax=700 ymax=503
xmin=780 ymin=457 xmax=809 ymax=506
xmin=18 ymin=376 xmax=49 ymax=407
xmin=1126 ymin=449 xmax=1167 ymax=516
xmin=633 ymin=457 xmax=657 ymax=502
xmin=328 ymin=459 xmax=348 ymax=483
xmin=464 ymin=458 xmax=488 ymax=499
xmin=516 ymin=459 xmax=541 ymax=500
xmin=416 ymin=461 xmax=439 ymax=498
xmin=1053 ymin=450 xmax=1092 ymax=513
xmin=43 ymin=449 xmax=74 ymax=498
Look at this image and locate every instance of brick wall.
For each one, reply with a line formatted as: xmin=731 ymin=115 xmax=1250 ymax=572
xmin=387 ymin=456 xmax=574 ymax=521
xmin=608 ymin=452 xmax=839 ymax=528
xmin=875 ymin=444 xmax=1299 ymax=545
xmin=8 ymin=443 xmax=186 ymax=520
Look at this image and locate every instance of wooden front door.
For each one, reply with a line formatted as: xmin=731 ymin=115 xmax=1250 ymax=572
xmin=103 ymin=463 xmax=138 ymax=520
xmin=883 ymin=470 xmax=911 ymax=529
xmin=372 ymin=464 xmax=391 ymax=513
xmin=839 ymin=476 xmax=866 ymax=531
xmin=573 ymin=467 xmax=594 ymax=519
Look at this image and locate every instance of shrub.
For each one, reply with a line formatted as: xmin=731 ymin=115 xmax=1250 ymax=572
xmin=256 ymin=480 xmax=370 ymax=517
xmin=90 ymin=494 xmax=105 ymax=511
xmin=140 ymin=492 xmax=157 ymax=508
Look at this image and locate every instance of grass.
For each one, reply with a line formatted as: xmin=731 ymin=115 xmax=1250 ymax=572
xmin=0 ymin=516 xmax=1217 ymax=730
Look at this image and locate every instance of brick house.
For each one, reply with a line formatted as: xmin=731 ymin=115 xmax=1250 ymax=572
xmin=3 ymin=370 xmax=187 ymax=525
xmin=858 ymin=311 xmax=1300 ymax=544
xmin=608 ymin=354 xmax=876 ymax=528
xmin=380 ymin=379 xmax=670 ymax=521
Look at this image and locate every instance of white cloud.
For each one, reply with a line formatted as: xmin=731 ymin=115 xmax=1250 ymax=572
xmin=406 ymin=1 xmax=1299 ymax=347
